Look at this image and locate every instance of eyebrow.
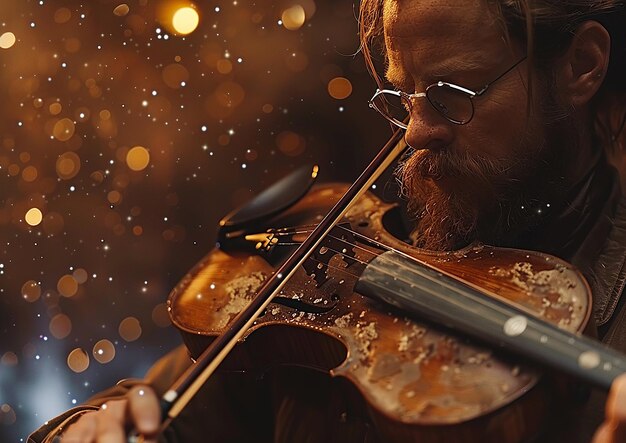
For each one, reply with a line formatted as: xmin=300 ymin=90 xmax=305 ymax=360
xmin=386 ymin=51 xmax=505 ymax=88
xmin=429 ymin=54 xmax=498 ymax=76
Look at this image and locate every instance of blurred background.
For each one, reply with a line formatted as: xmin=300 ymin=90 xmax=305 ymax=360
xmin=0 ymin=0 xmax=393 ymax=440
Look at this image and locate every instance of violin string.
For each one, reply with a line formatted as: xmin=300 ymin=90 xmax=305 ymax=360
xmin=264 ymin=224 xmax=395 ymax=260
xmin=263 ymin=225 xmax=526 ymax=320
xmin=277 ymin=246 xmax=523 ymax=323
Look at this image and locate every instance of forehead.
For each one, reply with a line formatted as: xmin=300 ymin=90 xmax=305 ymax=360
xmin=383 ymin=0 xmax=509 ymax=79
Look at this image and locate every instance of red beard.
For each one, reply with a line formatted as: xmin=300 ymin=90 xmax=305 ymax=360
xmin=398 ymin=146 xmax=540 ymax=251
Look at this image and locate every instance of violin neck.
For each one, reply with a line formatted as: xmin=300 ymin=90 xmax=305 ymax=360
xmin=355 ymin=250 xmax=626 ymax=391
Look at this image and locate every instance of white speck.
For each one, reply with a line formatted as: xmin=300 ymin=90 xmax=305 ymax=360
xmin=578 ymin=351 xmax=600 ymax=369
xmin=503 ymin=315 xmax=527 ymax=336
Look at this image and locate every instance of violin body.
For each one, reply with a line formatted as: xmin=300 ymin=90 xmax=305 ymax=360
xmin=168 ymin=184 xmax=591 ymax=442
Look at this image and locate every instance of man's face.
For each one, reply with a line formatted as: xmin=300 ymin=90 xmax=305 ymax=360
xmin=383 ymin=0 xmax=572 ymax=250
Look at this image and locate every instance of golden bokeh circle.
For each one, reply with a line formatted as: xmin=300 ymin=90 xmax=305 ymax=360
xmin=126 ymin=146 xmax=150 ymax=171
xmin=276 ymin=131 xmax=306 ymax=157
xmin=282 ymin=6 xmax=306 ymax=31
xmin=216 ymin=59 xmax=232 ymax=74
xmin=152 ymin=303 xmax=171 ymax=327
xmin=67 ymin=348 xmax=89 ymax=373
xmin=52 ymin=118 xmax=76 ymax=141
xmin=56 ymin=152 xmax=81 ymax=179
xmin=21 ymin=280 xmax=41 ymax=302
xmin=25 ymin=208 xmax=43 ymax=226
xmin=49 ymin=103 xmax=62 ymax=115
xmin=73 ymin=268 xmax=88 ymax=284
xmin=119 ymin=317 xmax=142 ymax=342
xmin=113 ymin=4 xmax=130 ymax=16
xmin=49 ymin=314 xmax=72 ymax=339
xmin=0 ymin=32 xmax=16 ymax=49
xmin=54 ymin=7 xmax=72 ymax=24
xmin=22 ymin=166 xmax=38 ymax=182
xmin=327 ymin=77 xmax=353 ymax=100
xmin=57 ymin=274 xmax=78 ymax=297
xmin=93 ymin=339 xmax=115 ymax=364
xmin=107 ymin=190 xmax=122 ymax=204
xmin=172 ymin=7 xmax=199 ymax=35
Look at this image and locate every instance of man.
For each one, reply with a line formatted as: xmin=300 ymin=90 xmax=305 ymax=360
xmin=30 ymin=0 xmax=626 ymax=441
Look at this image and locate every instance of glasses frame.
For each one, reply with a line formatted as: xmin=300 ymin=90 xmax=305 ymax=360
xmin=369 ymin=57 xmax=527 ymax=128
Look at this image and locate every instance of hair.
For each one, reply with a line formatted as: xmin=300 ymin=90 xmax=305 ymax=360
xmin=358 ymin=0 xmax=626 ymax=148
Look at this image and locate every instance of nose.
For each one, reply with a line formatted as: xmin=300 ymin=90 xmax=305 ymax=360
xmin=403 ymin=100 xmax=455 ymax=151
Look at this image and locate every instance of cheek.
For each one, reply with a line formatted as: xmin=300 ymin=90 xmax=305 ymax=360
xmin=462 ymin=91 xmax=535 ymax=157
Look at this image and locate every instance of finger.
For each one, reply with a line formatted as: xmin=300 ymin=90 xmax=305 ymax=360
xmin=126 ymin=386 xmax=160 ymax=442
xmin=60 ymin=411 xmax=98 ymax=442
xmin=607 ymin=373 xmax=626 ymax=421
xmin=95 ymin=400 xmax=127 ymax=443
xmin=592 ymin=421 xmax=614 ymax=443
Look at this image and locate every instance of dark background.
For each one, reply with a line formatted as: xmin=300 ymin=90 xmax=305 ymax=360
xmin=0 ymin=0 xmax=394 ymax=441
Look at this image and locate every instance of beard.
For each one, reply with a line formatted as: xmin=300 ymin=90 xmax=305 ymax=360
xmin=398 ymin=98 xmax=577 ymax=251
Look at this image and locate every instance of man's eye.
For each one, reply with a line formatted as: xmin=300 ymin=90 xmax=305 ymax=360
xmin=431 ymin=100 xmax=449 ymax=115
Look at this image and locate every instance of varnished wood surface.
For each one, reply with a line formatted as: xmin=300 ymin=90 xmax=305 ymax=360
xmin=168 ymin=184 xmax=590 ymax=442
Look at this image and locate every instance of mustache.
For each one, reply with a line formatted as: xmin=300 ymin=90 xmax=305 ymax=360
xmin=402 ymin=147 xmax=511 ymax=183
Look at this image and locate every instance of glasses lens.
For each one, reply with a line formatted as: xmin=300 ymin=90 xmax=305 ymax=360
xmin=426 ymin=84 xmax=474 ymax=124
xmin=371 ymin=92 xmax=409 ymax=127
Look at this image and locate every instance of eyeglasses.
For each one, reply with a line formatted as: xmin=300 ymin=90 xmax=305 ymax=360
xmin=369 ymin=57 xmax=527 ymax=127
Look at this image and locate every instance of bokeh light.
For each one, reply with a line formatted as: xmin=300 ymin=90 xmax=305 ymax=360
xmin=113 ymin=4 xmax=130 ymax=17
xmin=93 ymin=339 xmax=116 ymax=364
xmin=152 ymin=303 xmax=172 ymax=327
xmin=1 ymin=352 xmax=18 ymax=366
xmin=0 ymin=404 xmax=16 ymax=425
xmin=57 ymin=274 xmax=78 ymax=297
xmin=172 ymin=7 xmax=199 ymax=35
xmin=25 ymin=208 xmax=43 ymax=226
xmin=119 ymin=317 xmax=142 ymax=342
xmin=52 ymin=118 xmax=76 ymax=141
xmin=56 ymin=152 xmax=81 ymax=179
xmin=72 ymin=268 xmax=88 ymax=284
xmin=21 ymin=280 xmax=41 ymax=302
xmin=67 ymin=348 xmax=90 ymax=373
xmin=282 ymin=5 xmax=306 ymax=31
xmin=49 ymin=314 xmax=72 ymax=339
xmin=0 ymin=32 xmax=16 ymax=49
xmin=276 ymin=131 xmax=306 ymax=157
xmin=126 ymin=146 xmax=150 ymax=171
xmin=328 ymin=77 xmax=353 ymax=99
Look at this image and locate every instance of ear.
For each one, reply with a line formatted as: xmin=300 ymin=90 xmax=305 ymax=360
xmin=555 ymin=21 xmax=611 ymax=107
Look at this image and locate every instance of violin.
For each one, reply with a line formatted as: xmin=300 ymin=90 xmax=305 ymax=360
xmin=159 ymin=132 xmax=626 ymax=442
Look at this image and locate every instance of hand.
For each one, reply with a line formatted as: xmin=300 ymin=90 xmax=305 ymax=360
xmin=593 ymin=374 xmax=626 ymax=443
xmin=59 ymin=385 xmax=160 ymax=443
